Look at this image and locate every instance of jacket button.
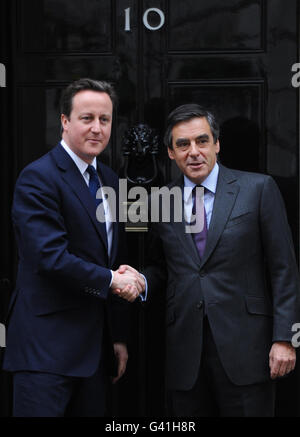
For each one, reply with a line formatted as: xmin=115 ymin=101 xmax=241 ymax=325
xmin=196 ymin=301 xmax=203 ymax=310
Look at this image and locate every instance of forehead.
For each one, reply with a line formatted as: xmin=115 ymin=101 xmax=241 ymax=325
xmin=172 ymin=117 xmax=212 ymax=139
xmin=71 ymin=90 xmax=113 ymax=113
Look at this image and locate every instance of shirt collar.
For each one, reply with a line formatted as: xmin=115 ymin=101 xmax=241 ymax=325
xmin=60 ymin=140 xmax=97 ymax=175
xmin=183 ymin=162 xmax=219 ymax=203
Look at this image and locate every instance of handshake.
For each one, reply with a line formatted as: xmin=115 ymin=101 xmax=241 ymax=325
xmin=111 ymin=265 xmax=146 ymax=302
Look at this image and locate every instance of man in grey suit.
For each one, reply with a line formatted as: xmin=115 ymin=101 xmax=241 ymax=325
xmin=119 ymin=103 xmax=300 ymax=416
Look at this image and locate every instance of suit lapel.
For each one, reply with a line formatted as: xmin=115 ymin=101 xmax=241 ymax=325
xmin=169 ymin=177 xmax=202 ymax=267
xmin=172 ymin=220 xmax=202 ymax=267
xmin=99 ymin=163 xmax=119 ymax=266
xmin=51 ymin=145 xmax=108 ymax=252
xmin=169 ymin=165 xmax=240 ymax=267
xmin=200 ymin=165 xmax=239 ymax=266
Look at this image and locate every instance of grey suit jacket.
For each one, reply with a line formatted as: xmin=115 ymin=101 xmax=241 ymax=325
xmin=144 ymin=164 xmax=300 ymax=390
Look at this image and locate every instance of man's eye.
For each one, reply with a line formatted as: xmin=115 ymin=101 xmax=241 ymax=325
xmin=177 ymin=142 xmax=189 ymax=148
xmin=101 ymin=117 xmax=111 ymax=124
xmin=196 ymin=138 xmax=208 ymax=145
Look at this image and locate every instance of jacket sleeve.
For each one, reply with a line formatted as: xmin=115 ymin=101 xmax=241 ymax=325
xmin=12 ymin=165 xmax=112 ymax=298
xmin=259 ymin=176 xmax=300 ymax=342
xmin=143 ymin=221 xmax=168 ymax=302
xmin=109 ymin=220 xmax=131 ymax=344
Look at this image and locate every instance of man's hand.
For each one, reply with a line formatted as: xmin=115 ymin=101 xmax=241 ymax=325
xmin=269 ymin=341 xmax=296 ymax=379
xmin=111 ymin=265 xmax=145 ymax=302
xmin=112 ymin=343 xmax=128 ymax=384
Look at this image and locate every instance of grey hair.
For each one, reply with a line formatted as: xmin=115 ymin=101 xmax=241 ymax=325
xmin=164 ymin=104 xmax=219 ymax=149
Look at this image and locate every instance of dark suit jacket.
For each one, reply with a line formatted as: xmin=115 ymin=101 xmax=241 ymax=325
xmin=145 ymin=164 xmax=300 ymax=390
xmin=3 ymin=144 xmax=128 ymax=377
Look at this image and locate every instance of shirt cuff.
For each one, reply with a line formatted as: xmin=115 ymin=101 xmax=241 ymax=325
xmin=109 ymin=270 xmax=113 ymax=287
xmin=139 ymin=274 xmax=148 ymax=301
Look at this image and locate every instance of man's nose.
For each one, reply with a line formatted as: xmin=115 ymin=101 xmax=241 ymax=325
xmin=189 ymin=142 xmax=200 ymax=155
xmin=91 ymin=119 xmax=101 ymax=133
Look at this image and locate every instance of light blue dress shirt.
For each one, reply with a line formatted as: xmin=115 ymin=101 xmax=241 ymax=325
xmin=183 ymin=162 xmax=219 ymax=229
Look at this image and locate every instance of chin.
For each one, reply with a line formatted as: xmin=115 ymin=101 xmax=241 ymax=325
xmin=189 ymin=171 xmax=205 ymax=181
xmin=85 ymin=148 xmax=102 ymax=157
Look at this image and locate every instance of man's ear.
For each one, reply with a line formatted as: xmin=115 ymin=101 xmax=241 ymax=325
xmin=61 ymin=114 xmax=69 ymax=133
xmin=167 ymin=147 xmax=175 ymax=160
xmin=215 ymin=140 xmax=220 ymax=154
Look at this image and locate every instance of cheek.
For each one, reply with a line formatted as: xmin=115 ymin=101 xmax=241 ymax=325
xmin=104 ymin=126 xmax=112 ymax=137
xmin=177 ymin=156 xmax=187 ymax=168
xmin=204 ymin=152 xmax=214 ymax=162
xmin=75 ymin=126 xmax=88 ymax=139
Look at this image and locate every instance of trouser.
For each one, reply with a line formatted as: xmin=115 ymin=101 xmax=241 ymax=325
xmin=167 ymin=317 xmax=276 ymax=417
xmin=12 ymin=362 xmax=107 ymax=417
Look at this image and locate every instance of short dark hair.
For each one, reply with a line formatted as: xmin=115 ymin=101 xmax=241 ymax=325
xmin=60 ymin=78 xmax=117 ymax=119
xmin=164 ymin=104 xmax=220 ymax=149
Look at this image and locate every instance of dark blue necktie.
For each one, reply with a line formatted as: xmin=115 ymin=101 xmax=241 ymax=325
xmin=87 ymin=165 xmax=101 ymax=207
xmin=192 ymin=186 xmax=208 ymax=259
xmin=87 ymin=165 xmax=108 ymax=247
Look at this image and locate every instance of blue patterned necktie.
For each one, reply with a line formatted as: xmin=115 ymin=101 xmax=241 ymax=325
xmin=192 ymin=186 xmax=208 ymax=259
xmin=87 ymin=165 xmax=101 ymax=207
xmin=87 ymin=165 xmax=112 ymax=255
xmin=87 ymin=165 xmax=108 ymax=249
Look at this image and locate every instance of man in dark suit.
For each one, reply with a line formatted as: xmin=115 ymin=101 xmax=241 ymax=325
xmin=120 ymin=103 xmax=300 ymax=416
xmin=2 ymin=78 xmax=144 ymax=417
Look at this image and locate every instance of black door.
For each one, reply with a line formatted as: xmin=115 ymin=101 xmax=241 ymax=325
xmin=1 ymin=0 xmax=299 ymax=417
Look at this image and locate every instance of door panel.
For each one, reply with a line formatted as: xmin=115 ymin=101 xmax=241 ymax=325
xmin=167 ymin=0 xmax=264 ymax=52
xmin=20 ymin=0 xmax=114 ymax=53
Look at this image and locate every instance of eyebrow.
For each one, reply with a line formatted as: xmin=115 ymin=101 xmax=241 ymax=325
xmin=196 ymin=134 xmax=209 ymax=141
xmin=175 ymin=134 xmax=209 ymax=146
xmin=175 ymin=138 xmax=188 ymax=146
xmin=80 ymin=112 xmax=112 ymax=118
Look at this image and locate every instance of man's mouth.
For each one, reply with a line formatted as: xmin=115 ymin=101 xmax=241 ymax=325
xmin=87 ymin=138 xmax=101 ymax=143
xmin=188 ymin=162 xmax=205 ymax=168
